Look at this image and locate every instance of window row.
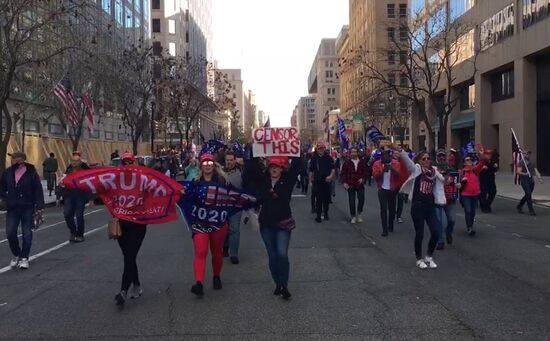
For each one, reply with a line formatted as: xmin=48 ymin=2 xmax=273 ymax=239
xmin=387 ymin=3 xmax=408 ymax=18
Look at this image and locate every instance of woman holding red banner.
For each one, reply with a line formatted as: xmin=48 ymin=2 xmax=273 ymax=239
xmin=254 ymin=156 xmax=301 ymax=300
xmin=188 ymin=153 xmax=229 ymax=297
xmin=115 ymin=152 xmax=147 ymax=306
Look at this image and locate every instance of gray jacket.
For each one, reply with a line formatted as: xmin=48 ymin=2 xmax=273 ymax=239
xmin=226 ymin=167 xmax=243 ymax=189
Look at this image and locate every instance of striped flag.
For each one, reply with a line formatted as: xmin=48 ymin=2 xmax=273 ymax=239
xmin=81 ymin=85 xmax=95 ymax=133
xmin=54 ymin=77 xmax=79 ymax=127
xmin=337 ymin=116 xmax=349 ymax=151
xmin=511 ymin=128 xmax=526 ymax=185
xmin=323 ymin=110 xmax=329 ymax=132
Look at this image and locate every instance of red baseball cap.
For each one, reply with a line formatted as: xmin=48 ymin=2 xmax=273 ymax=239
xmin=268 ymin=156 xmax=289 ymax=168
xmin=121 ymin=151 xmax=135 ymax=162
xmin=200 ymin=153 xmax=215 ymax=163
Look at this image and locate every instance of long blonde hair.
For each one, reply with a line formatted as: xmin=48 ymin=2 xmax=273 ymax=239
xmin=195 ymin=161 xmax=228 ymax=184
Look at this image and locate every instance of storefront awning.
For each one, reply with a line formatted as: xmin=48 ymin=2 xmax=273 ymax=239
xmin=451 ymin=111 xmax=475 ymax=130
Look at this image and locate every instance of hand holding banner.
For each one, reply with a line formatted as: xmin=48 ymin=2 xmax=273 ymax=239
xmin=62 ymin=166 xmax=183 ymax=224
xmin=252 ymin=127 xmax=300 ymax=157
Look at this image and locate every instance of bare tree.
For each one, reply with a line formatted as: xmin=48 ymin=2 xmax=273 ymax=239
xmin=0 ymin=0 xmax=92 ymax=171
xmin=344 ymin=7 xmax=479 ymax=149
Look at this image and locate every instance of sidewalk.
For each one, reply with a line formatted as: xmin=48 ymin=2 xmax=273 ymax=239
xmin=0 ymin=180 xmax=57 ymax=215
xmin=496 ymin=172 xmax=550 ymax=207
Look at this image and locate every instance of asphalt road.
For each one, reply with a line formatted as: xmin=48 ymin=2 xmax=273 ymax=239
xmin=0 ymin=184 xmax=549 ymax=340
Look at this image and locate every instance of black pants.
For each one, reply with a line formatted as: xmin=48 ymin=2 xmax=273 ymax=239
xmin=313 ymin=181 xmax=331 ymax=218
xmin=348 ymin=187 xmax=365 ymax=216
xmin=396 ymin=192 xmax=407 ymax=219
xmin=117 ymin=220 xmax=147 ymax=292
xmin=479 ymin=179 xmax=497 ymax=211
xmin=378 ymin=189 xmax=397 ymax=233
xmin=518 ymin=180 xmax=535 ymax=213
xmin=411 ymin=201 xmax=439 ymax=260
xmin=301 ymin=175 xmax=309 ymax=194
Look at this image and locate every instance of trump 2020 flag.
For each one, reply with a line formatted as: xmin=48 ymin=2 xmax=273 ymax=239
xmin=178 ymin=181 xmax=257 ymax=234
xmin=337 ymin=116 xmax=349 ymax=150
xmin=366 ymin=125 xmax=385 ymax=142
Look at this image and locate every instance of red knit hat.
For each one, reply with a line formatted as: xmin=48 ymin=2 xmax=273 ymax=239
xmin=268 ymin=156 xmax=289 ymax=168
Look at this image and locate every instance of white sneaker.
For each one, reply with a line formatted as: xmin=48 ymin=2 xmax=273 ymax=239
xmin=350 ymin=217 xmax=357 ymax=224
xmin=356 ymin=215 xmax=363 ymax=223
xmin=18 ymin=258 xmax=29 ymax=270
xmin=416 ymin=259 xmax=428 ymax=269
xmin=424 ymin=256 xmax=438 ymax=269
xmin=397 ymin=218 xmax=404 ymax=223
xmin=9 ymin=258 xmax=19 ymax=268
xmin=129 ymin=284 xmax=143 ymax=299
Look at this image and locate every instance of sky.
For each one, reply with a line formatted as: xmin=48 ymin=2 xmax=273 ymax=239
xmin=212 ymin=0 xmax=349 ymax=127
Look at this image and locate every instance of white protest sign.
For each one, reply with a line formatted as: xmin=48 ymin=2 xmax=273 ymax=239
xmin=252 ymin=127 xmax=301 ymax=157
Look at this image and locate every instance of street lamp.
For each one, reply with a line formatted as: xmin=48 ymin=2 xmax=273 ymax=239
xmin=150 ymin=101 xmax=156 ymax=154
xmin=388 ymin=92 xmax=395 ymax=143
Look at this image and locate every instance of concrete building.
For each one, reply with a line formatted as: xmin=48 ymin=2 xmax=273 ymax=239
xmin=308 ymin=39 xmax=341 ymax=136
xmin=295 ymin=95 xmax=317 ymax=143
xmin=215 ymin=69 xmax=258 ymax=137
xmin=409 ymin=0 xmax=550 ymax=173
xmin=339 ymin=0 xmax=410 ymax=143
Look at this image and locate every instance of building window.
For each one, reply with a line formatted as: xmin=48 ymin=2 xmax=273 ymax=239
xmin=399 ymin=76 xmax=408 ymax=88
xmin=152 ymin=41 xmax=162 ymax=55
xmin=388 ymin=73 xmax=396 ymax=85
xmin=105 ymin=131 xmax=114 ymax=140
xmin=491 ymin=68 xmax=514 ymax=102
xmin=168 ymin=19 xmax=175 ymax=34
xmin=48 ymin=123 xmax=64 ymax=135
xmin=399 ymin=26 xmax=408 ymax=41
xmin=118 ymin=133 xmax=126 ymax=141
xmin=26 ymin=120 xmax=39 ymax=132
xmin=102 ymin=0 xmax=111 ymax=14
xmin=460 ymin=83 xmax=476 ymax=110
xmin=387 ymin=27 xmax=395 ymax=41
xmin=387 ymin=4 xmax=396 ymax=18
xmin=399 ymin=4 xmax=407 ymax=18
xmin=89 ymin=130 xmax=100 ymax=139
xmin=185 ymin=31 xmax=189 ymax=43
xmin=152 ymin=0 xmax=160 ymax=9
xmin=125 ymin=6 xmax=133 ymax=28
xmin=325 ymin=70 xmax=333 ymax=78
xmin=399 ymin=97 xmax=408 ymax=110
xmin=152 ymin=18 xmax=160 ymax=32
xmin=450 ymin=0 xmax=475 ymax=21
xmin=115 ymin=0 xmax=123 ymax=27
xmin=388 ymin=51 xmax=396 ymax=65
xmin=327 ymin=88 xmax=331 ymax=95
xmin=168 ymin=42 xmax=176 ymax=56
xmin=399 ymin=51 xmax=407 ymax=64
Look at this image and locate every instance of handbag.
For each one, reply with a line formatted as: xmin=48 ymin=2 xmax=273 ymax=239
xmin=278 ymin=217 xmax=296 ymax=231
xmin=108 ymin=219 xmax=122 ymax=240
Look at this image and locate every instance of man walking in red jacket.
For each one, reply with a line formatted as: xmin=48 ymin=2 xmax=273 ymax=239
xmin=372 ymin=149 xmax=402 ymax=236
xmin=341 ymin=147 xmax=367 ymax=224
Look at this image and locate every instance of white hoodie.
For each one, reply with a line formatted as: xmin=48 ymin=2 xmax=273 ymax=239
xmin=399 ymin=150 xmax=446 ymax=206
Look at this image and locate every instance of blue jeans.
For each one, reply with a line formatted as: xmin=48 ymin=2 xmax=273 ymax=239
xmin=461 ymin=196 xmax=478 ymax=229
xmin=6 ymin=206 xmax=34 ymax=258
xmin=260 ymin=226 xmax=291 ymax=287
xmin=64 ymin=196 xmax=86 ymax=237
xmin=225 ymin=211 xmax=242 ymax=256
xmin=435 ymin=204 xmax=456 ymax=243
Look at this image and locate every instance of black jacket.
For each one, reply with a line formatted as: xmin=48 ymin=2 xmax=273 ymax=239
xmin=257 ymin=158 xmax=301 ymax=227
xmin=0 ymin=163 xmax=45 ymax=210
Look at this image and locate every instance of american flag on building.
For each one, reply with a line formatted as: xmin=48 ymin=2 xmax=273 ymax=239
xmin=54 ymin=77 xmax=79 ymax=127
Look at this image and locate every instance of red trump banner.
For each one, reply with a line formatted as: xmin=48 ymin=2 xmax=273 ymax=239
xmin=252 ymin=127 xmax=300 ymax=157
xmin=62 ymin=166 xmax=183 ymax=224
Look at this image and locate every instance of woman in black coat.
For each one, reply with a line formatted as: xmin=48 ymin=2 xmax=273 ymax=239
xmin=254 ymin=156 xmax=301 ymax=300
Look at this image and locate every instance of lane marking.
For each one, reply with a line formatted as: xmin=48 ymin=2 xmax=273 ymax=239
xmin=486 ymin=224 xmax=496 ymax=229
xmin=0 ymin=223 xmax=107 ymax=275
xmin=0 ymin=209 xmax=104 ymax=245
xmin=545 ymin=245 xmax=550 ymax=249
xmin=512 ymin=233 xmax=523 ymax=238
xmin=291 ymin=194 xmax=307 ymax=198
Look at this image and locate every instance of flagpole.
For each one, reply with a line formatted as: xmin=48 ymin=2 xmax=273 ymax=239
xmin=511 ymin=128 xmax=532 ymax=178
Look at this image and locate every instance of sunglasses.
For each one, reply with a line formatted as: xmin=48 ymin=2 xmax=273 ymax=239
xmin=464 ymin=158 xmax=472 ymax=162
xmin=201 ymin=161 xmax=214 ymax=166
xmin=421 ymin=157 xmax=430 ymax=161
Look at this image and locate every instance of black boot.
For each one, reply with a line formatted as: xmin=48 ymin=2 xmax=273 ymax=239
xmin=281 ymin=286 xmax=292 ymax=300
xmin=191 ymin=281 xmax=204 ymax=297
xmin=213 ymin=276 xmax=222 ymax=290
xmin=273 ymin=285 xmax=282 ymax=296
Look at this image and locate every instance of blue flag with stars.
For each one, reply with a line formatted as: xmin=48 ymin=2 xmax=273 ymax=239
xmin=177 ymin=181 xmax=257 ymax=234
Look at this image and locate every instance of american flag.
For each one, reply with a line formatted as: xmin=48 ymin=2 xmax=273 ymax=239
xmin=81 ymin=86 xmax=94 ymax=133
xmin=323 ymin=110 xmax=329 ymax=133
xmin=511 ymin=128 xmax=528 ymax=185
xmin=54 ymin=77 xmax=79 ymax=127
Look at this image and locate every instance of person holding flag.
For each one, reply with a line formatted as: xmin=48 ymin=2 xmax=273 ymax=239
xmin=114 ymin=152 xmax=148 ymax=306
xmin=517 ymin=151 xmax=543 ymax=216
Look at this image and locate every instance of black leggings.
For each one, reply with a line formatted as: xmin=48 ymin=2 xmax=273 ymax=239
xmin=117 ymin=220 xmax=147 ymax=291
xmin=411 ymin=202 xmax=439 ymax=260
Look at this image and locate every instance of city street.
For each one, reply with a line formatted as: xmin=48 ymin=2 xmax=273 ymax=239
xmin=1 ymin=184 xmax=550 ymax=341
